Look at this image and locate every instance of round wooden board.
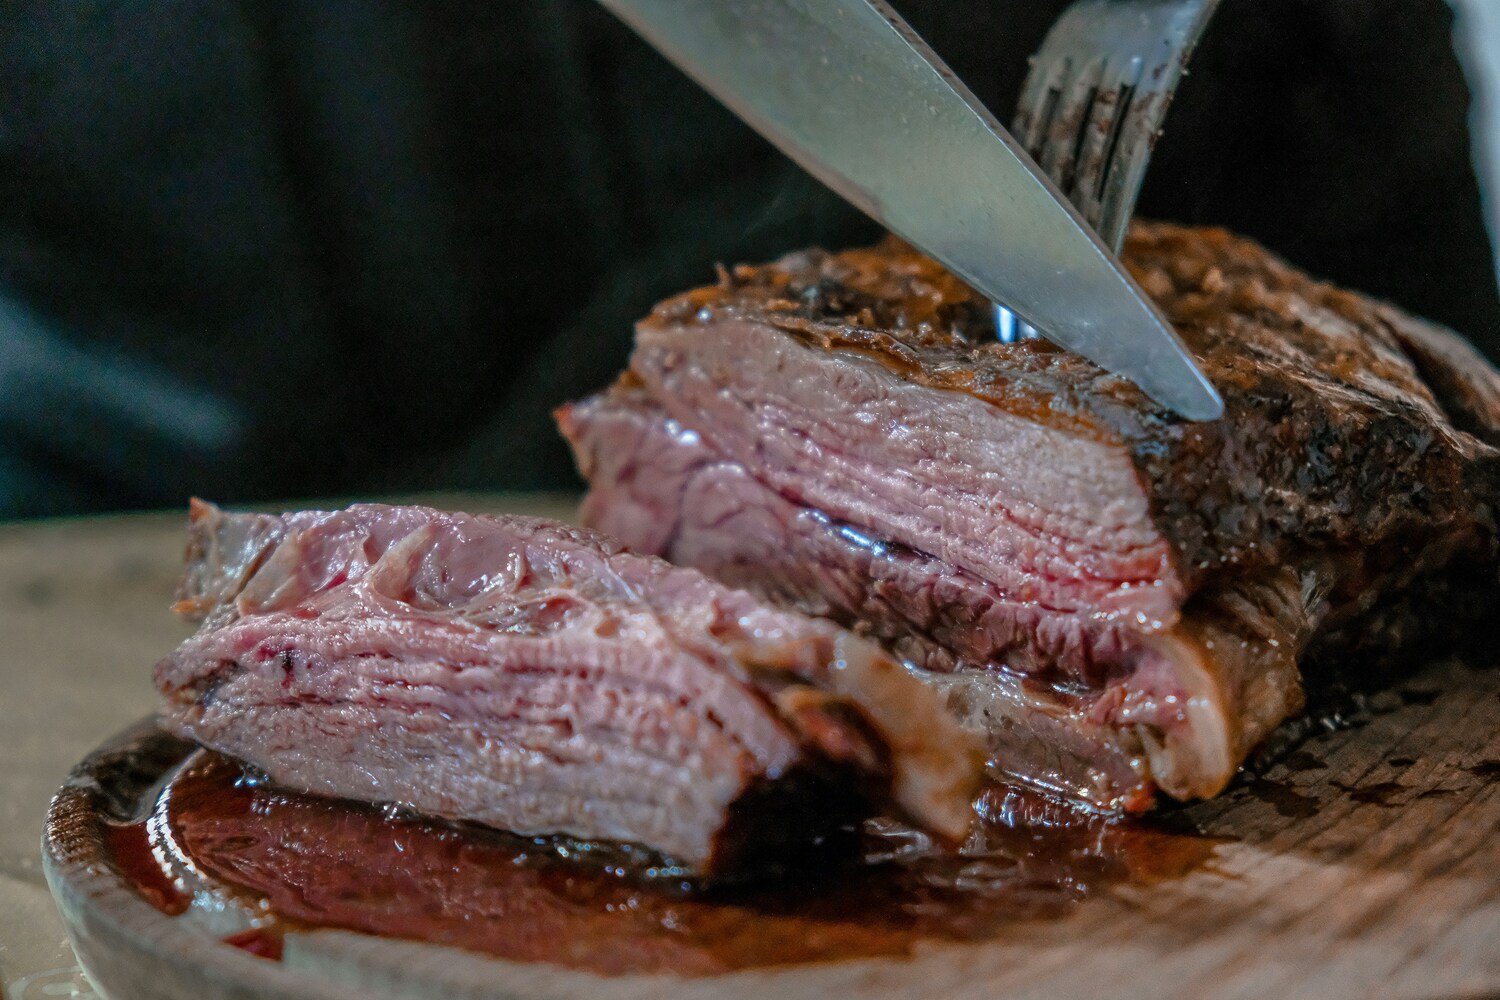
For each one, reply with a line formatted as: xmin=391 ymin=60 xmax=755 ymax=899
xmin=43 ymin=659 xmax=1500 ymax=1000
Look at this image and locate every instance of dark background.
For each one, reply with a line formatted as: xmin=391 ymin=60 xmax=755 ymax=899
xmin=2 ymin=0 xmax=1496 ymax=519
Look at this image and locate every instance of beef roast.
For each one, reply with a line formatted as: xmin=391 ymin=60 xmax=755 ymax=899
xmin=558 ymin=222 xmax=1500 ymax=812
xmin=154 ymin=501 xmax=982 ymax=877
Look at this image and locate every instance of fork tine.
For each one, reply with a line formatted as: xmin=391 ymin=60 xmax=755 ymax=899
xmin=1008 ymin=0 xmax=1222 ymax=255
xmin=996 ymin=0 xmax=1221 ymax=346
xmin=1094 ymin=85 xmax=1170 ymax=251
xmin=1036 ymin=56 xmax=1105 ymax=196
xmin=1092 ymin=13 xmax=1216 ymax=252
xmin=1013 ymin=53 xmax=1073 ymax=158
xmin=1067 ymin=56 xmax=1146 ymax=231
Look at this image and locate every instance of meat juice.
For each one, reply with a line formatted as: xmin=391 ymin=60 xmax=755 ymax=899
xmin=108 ymin=751 xmax=1222 ymax=975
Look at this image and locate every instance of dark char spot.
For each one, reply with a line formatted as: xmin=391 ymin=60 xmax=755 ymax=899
xmin=1242 ymin=778 xmax=1319 ymax=819
xmin=1333 ymin=781 xmax=1406 ymax=806
xmin=1469 ymin=759 xmax=1500 ymax=781
xmin=1279 ymin=751 xmax=1329 ymax=774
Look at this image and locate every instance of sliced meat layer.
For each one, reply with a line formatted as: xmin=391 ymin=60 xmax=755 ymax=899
xmin=559 ymin=222 xmax=1500 ymax=810
xmin=154 ymin=501 xmax=982 ymax=878
xmin=560 ymin=389 xmax=1308 ymax=808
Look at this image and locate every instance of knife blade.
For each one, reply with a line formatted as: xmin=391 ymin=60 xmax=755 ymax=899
xmin=596 ymin=0 xmax=1224 ymax=420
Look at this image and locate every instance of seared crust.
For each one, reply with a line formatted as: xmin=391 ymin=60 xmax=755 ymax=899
xmin=648 ymin=222 xmax=1500 ymax=601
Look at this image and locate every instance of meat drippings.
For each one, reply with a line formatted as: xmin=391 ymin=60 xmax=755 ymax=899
xmin=112 ymin=752 xmax=1224 ymax=976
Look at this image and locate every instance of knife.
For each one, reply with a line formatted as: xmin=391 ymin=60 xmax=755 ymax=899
xmin=595 ymin=0 xmax=1224 ymax=421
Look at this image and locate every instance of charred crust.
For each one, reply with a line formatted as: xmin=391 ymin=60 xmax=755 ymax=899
xmin=657 ymin=222 xmax=1499 ymax=607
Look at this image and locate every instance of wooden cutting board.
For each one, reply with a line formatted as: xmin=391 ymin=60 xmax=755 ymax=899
xmin=18 ymin=500 xmax=1500 ymax=1000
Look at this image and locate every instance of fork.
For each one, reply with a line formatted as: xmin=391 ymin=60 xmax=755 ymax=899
xmin=996 ymin=0 xmax=1221 ymax=342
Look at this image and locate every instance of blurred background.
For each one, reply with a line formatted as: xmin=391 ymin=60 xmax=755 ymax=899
xmin=2 ymin=0 xmax=1499 ymax=520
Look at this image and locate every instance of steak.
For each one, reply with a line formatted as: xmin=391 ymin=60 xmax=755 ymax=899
xmin=154 ymin=501 xmax=982 ymax=878
xmin=558 ymin=222 xmax=1500 ymax=811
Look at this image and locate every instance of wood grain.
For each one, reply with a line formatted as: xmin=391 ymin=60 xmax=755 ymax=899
xmin=16 ymin=498 xmax=1500 ymax=1000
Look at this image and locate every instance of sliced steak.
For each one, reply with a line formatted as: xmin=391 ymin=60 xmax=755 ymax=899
xmin=154 ymin=501 xmax=982 ymax=878
xmin=558 ymin=221 xmax=1500 ymax=811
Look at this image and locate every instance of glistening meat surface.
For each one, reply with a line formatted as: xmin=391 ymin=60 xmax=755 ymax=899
xmin=154 ymin=502 xmax=982 ymax=878
xmin=561 ymin=389 xmax=1311 ymax=809
xmin=559 ymin=222 xmax=1500 ymax=811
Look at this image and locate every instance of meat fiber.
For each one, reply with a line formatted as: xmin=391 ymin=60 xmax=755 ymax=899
xmin=558 ymin=222 xmax=1500 ymax=812
xmin=154 ymin=501 xmax=982 ymax=878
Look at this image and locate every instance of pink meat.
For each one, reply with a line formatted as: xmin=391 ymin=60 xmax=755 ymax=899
xmin=155 ymin=501 xmax=982 ymax=876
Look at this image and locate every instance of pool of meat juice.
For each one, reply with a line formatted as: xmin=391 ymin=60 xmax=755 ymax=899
xmin=106 ymin=752 xmax=1222 ymax=975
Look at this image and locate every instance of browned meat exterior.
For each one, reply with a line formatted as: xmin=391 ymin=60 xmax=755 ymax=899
xmin=154 ymin=501 xmax=982 ymax=878
xmin=558 ymin=222 xmax=1500 ymax=811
